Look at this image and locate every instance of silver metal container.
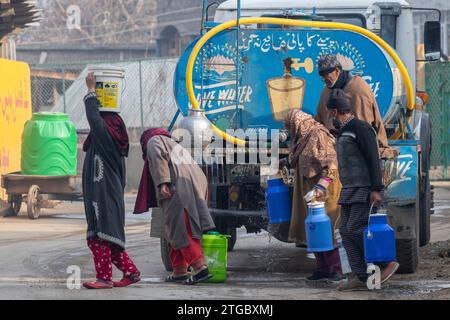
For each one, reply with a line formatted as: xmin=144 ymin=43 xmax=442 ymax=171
xmin=176 ymin=108 xmax=213 ymax=150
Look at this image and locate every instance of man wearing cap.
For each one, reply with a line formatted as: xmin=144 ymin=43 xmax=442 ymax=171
xmin=315 ymin=54 xmax=395 ymax=159
xmin=326 ymin=89 xmax=399 ymax=291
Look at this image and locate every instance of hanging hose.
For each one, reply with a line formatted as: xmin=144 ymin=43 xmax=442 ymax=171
xmin=185 ymin=17 xmax=415 ymax=146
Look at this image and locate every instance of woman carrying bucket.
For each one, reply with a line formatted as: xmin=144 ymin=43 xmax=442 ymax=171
xmin=283 ymin=110 xmax=344 ymax=282
xmin=134 ymin=128 xmax=216 ymax=284
xmin=82 ymin=72 xmax=141 ymax=289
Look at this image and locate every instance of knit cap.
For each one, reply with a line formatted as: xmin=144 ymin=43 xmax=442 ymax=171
xmin=318 ymin=54 xmax=343 ymax=76
xmin=327 ymin=89 xmax=351 ymax=112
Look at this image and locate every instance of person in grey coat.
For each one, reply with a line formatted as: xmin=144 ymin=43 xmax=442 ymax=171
xmin=134 ymin=128 xmax=215 ymax=284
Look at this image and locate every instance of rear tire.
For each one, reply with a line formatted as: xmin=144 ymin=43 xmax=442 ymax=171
xmin=160 ymin=237 xmax=173 ymax=272
xmin=217 ymin=225 xmax=237 ymax=252
xmin=419 ymin=112 xmax=432 ymax=247
xmin=396 ymin=238 xmax=419 ymax=274
xmin=27 ymin=185 xmax=41 ymax=220
xmin=7 ymin=195 xmax=22 ymax=216
xmin=226 ymin=227 xmax=237 ymax=252
xmin=419 ymin=176 xmax=431 ymax=247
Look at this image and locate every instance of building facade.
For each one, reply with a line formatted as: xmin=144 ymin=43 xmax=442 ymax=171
xmin=155 ymin=0 xmax=219 ymax=57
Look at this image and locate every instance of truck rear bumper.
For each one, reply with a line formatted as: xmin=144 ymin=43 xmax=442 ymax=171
xmin=210 ymin=208 xmax=268 ymax=231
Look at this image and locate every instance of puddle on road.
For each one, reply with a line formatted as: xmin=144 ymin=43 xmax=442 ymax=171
xmin=140 ymin=277 xmax=165 ymax=284
xmin=431 ymin=206 xmax=450 ymax=211
xmin=383 ymin=280 xmax=450 ymax=297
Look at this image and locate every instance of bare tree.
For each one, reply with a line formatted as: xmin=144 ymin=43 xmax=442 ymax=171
xmin=18 ymin=0 xmax=158 ymax=46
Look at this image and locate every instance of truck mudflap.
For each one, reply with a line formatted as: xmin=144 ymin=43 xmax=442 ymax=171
xmin=386 ymin=141 xmax=419 ymax=239
xmin=209 ymin=208 xmax=268 ymax=232
xmin=386 ymin=142 xmax=419 ymax=206
xmin=150 ymin=207 xmax=269 ymax=236
xmin=386 ymin=141 xmax=420 ymax=274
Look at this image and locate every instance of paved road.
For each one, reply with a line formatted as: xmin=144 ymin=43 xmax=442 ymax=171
xmin=0 ymin=184 xmax=449 ymax=300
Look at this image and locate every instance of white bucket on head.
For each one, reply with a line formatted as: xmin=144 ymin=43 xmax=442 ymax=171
xmin=88 ymin=66 xmax=125 ymax=113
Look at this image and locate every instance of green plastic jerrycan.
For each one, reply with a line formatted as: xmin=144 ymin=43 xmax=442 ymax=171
xmin=202 ymin=231 xmax=230 ymax=283
xmin=21 ymin=112 xmax=77 ymax=176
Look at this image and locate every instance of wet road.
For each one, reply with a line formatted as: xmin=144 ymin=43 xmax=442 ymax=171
xmin=0 ymin=184 xmax=449 ymax=300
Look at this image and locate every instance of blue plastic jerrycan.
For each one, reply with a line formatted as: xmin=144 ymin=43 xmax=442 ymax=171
xmin=305 ymin=202 xmax=334 ymax=252
xmin=265 ymin=178 xmax=292 ymax=224
xmin=363 ymin=212 xmax=397 ymax=263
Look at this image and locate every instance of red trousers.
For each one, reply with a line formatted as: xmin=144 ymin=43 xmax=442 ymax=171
xmin=169 ymin=210 xmax=206 ymax=275
xmin=314 ymin=248 xmax=342 ymax=275
xmin=87 ymin=237 xmax=138 ymax=282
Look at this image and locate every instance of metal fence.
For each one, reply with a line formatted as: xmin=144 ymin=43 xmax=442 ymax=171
xmin=426 ymin=61 xmax=450 ymax=180
xmin=30 ymin=58 xmax=180 ymax=134
xmin=30 ymin=58 xmax=450 ymax=179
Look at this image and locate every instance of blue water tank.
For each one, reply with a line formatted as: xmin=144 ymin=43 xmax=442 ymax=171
xmin=364 ymin=213 xmax=397 ymax=263
xmin=265 ymin=178 xmax=292 ymax=223
xmin=305 ymin=202 xmax=334 ymax=252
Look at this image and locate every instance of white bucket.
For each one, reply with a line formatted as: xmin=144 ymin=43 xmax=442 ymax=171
xmin=88 ymin=66 xmax=125 ymax=113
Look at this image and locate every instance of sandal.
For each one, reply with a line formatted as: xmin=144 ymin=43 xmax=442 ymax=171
xmin=183 ymin=268 xmax=213 ymax=285
xmin=83 ymin=279 xmax=113 ymax=289
xmin=165 ymin=273 xmax=189 ymax=283
xmin=113 ymin=271 xmax=141 ymax=287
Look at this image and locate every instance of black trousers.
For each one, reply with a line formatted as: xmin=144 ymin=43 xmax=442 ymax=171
xmin=340 ymin=202 xmax=371 ymax=281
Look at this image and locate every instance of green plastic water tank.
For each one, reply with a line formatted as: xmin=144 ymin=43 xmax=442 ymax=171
xmin=202 ymin=232 xmax=229 ymax=283
xmin=21 ymin=112 xmax=77 ymax=176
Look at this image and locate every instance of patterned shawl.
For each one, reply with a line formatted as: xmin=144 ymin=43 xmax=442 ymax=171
xmin=285 ymin=110 xmax=337 ymax=178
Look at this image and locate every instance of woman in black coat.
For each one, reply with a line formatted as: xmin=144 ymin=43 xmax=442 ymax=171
xmin=82 ymin=72 xmax=140 ymax=289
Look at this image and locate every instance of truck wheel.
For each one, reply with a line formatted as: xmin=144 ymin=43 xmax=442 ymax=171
xmin=7 ymin=195 xmax=22 ymax=216
xmin=27 ymin=185 xmax=41 ymax=220
xmin=226 ymin=227 xmax=237 ymax=252
xmin=419 ymin=175 xmax=431 ymax=247
xmin=160 ymin=237 xmax=173 ymax=272
xmin=396 ymin=238 xmax=419 ymax=274
xmin=419 ymin=113 xmax=432 ymax=247
xmin=217 ymin=226 xmax=237 ymax=252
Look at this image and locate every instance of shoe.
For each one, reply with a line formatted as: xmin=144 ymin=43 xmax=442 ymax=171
xmin=306 ymin=271 xmax=346 ymax=283
xmin=113 ymin=271 xmax=141 ymax=287
xmin=295 ymin=242 xmax=307 ymax=248
xmin=306 ymin=271 xmax=330 ymax=281
xmin=83 ymin=279 xmax=113 ymax=289
xmin=183 ymin=268 xmax=213 ymax=285
xmin=380 ymin=262 xmax=399 ymax=284
xmin=165 ymin=273 xmax=189 ymax=283
xmin=337 ymin=276 xmax=368 ymax=291
xmin=326 ymin=273 xmax=346 ymax=283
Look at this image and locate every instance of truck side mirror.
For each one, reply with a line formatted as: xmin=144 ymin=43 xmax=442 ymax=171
xmin=424 ymin=21 xmax=441 ymax=61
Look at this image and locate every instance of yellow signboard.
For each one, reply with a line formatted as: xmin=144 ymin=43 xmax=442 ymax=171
xmin=0 ymin=59 xmax=32 ymax=200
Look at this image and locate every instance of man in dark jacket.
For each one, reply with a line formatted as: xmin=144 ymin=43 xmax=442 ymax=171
xmin=326 ymin=89 xmax=399 ymax=291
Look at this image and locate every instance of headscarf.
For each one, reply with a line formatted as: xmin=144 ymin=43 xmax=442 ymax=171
xmin=284 ymin=110 xmax=337 ymax=178
xmin=83 ymin=112 xmax=129 ymax=157
xmin=133 ymin=128 xmax=172 ymax=214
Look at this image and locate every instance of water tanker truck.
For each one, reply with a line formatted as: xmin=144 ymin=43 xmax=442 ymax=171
xmin=159 ymin=0 xmax=442 ymax=274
